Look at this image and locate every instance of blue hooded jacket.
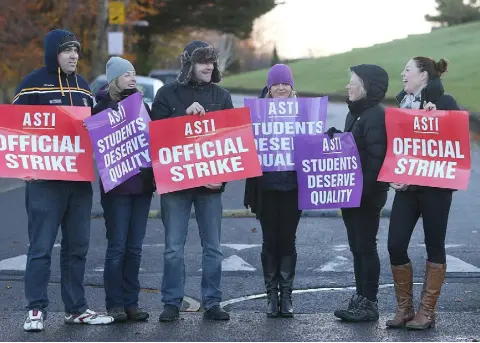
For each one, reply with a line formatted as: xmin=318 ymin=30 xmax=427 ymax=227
xmin=13 ymin=29 xmax=93 ymax=107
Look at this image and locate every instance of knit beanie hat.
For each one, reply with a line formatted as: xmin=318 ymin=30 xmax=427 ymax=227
xmin=58 ymin=33 xmax=81 ymax=54
xmin=106 ymin=57 xmax=135 ymax=84
xmin=267 ymin=64 xmax=294 ymax=89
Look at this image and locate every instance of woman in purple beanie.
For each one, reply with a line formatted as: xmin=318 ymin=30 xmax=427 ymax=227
xmin=244 ymin=64 xmax=300 ymax=318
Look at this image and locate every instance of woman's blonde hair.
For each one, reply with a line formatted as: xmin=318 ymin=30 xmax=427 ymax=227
xmin=267 ymin=89 xmax=298 ymax=98
xmin=108 ymin=79 xmax=123 ymax=101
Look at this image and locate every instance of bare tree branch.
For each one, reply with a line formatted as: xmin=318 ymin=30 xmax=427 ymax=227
xmin=216 ymin=33 xmax=236 ymax=72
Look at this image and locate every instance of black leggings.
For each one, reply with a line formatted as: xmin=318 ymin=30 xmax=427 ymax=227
xmin=341 ymin=192 xmax=387 ymax=302
xmin=259 ymin=190 xmax=302 ymax=257
xmin=388 ymin=189 xmax=453 ymax=266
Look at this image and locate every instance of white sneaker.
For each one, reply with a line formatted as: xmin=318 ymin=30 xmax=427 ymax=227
xmin=24 ymin=310 xmax=44 ymax=332
xmin=64 ymin=309 xmax=114 ymax=325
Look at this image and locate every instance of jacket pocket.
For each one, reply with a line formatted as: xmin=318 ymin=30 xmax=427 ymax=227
xmin=204 ymin=103 xmax=223 ymax=113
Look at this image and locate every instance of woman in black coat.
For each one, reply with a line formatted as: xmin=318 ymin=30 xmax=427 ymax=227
xmin=326 ymin=64 xmax=390 ymax=323
xmin=386 ymin=57 xmax=459 ymax=330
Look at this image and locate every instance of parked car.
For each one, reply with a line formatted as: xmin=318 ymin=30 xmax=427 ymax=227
xmin=90 ymin=74 xmax=164 ymax=108
xmin=148 ymin=69 xmax=179 ymax=85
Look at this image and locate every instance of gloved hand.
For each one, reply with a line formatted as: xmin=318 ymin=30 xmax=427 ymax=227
xmin=326 ymin=127 xmax=342 ymax=139
xmin=139 ymin=167 xmax=154 ymax=180
xmin=107 ymin=100 xmax=119 ymax=111
xmin=139 ymin=167 xmax=156 ymax=192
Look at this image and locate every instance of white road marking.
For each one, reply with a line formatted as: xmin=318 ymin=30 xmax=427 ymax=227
xmin=333 ymin=244 xmax=348 ymax=252
xmin=0 ymin=254 xmax=27 ymax=271
xmin=446 ymin=255 xmax=480 ymax=273
xmin=221 ymin=255 xmax=256 ymax=272
xmin=416 ymin=244 xmax=465 ymax=249
xmin=222 ymin=244 xmax=261 ymax=251
xmin=200 ymin=255 xmax=256 ymax=272
xmin=220 ymin=283 xmax=423 ymax=307
xmin=315 ymin=256 xmax=351 ymax=272
xmin=183 ymin=296 xmax=201 ymax=312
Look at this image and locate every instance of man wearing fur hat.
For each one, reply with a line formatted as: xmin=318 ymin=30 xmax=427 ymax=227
xmin=151 ymin=40 xmax=233 ymax=321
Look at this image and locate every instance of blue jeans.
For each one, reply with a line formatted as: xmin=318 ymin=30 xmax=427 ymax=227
xmin=101 ymin=194 xmax=152 ymax=310
xmin=160 ymin=191 xmax=223 ymax=310
xmin=24 ymin=181 xmax=92 ymax=315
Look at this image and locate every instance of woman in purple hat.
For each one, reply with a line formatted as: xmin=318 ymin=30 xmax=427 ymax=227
xmin=244 ymin=64 xmax=300 ymax=318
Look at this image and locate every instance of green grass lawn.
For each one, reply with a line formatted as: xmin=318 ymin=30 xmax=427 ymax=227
xmin=222 ymin=21 xmax=480 ymax=111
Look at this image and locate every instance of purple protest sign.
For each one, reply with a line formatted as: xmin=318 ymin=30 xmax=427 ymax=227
xmin=244 ymin=97 xmax=328 ymax=172
xmin=84 ymin=92 xmax=151 ymax=192
xmin=294 ymin=133 xmax=363 ymax=210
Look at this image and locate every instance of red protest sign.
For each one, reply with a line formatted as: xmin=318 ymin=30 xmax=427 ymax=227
xmin=378 ymin=108 xmax=471 ymax=190
xmin=0 ymin=104 xmax=95 ymax=181
xmin=150 ymin=107 xmax=262 ymax=194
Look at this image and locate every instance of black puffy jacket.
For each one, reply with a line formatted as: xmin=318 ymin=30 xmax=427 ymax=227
xmin=344 ymin=64 xmax=390 ymax=197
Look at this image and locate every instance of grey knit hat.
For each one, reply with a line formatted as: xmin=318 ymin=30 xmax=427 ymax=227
xmin=106 ymin=57 xmax=135 ymax=84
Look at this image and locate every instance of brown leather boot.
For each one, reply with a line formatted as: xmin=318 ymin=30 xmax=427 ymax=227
xmin=405 ymin=261 xmax=446 ymax=330
xmin=386 ymin=263 xmax=415 ymax=328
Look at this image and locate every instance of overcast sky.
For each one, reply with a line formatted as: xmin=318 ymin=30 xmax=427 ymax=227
xmin=255 ymin=0 xmax=437 ymax=59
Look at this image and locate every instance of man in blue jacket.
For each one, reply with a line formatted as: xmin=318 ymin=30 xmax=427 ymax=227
xmin=14 ymin=29 xmax=113 ymax=332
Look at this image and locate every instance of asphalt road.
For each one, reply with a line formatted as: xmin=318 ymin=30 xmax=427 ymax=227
xmin=0 ymin=95 xmax=479 ymax=341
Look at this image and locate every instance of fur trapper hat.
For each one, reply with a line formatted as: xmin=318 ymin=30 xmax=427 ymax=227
xmin=177 ymin=40 xmax=221 ymax=85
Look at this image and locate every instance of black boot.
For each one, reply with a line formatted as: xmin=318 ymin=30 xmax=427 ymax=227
xmin=261 ymin=252 xmax=279 ymax=317
xmin=278 ymin=254 xmax=297 ymax=318
xmin=334 ymin=294 xmax=363 ymax=320
xmin=340 ymin=296 xmax=379 ymax=322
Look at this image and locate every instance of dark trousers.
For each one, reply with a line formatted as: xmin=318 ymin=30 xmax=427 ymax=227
xmin=259 ymin=190 xmax=302 ymax=257
xmin=388 ymin=189 xmax=452 ymax=266
xmin=24 ymin=181 xmax=92 ymax=315
xmin=101 ymin=193 xmax=152 ymax=310
xmin=341 ymin=192 xmax=387 ymax=302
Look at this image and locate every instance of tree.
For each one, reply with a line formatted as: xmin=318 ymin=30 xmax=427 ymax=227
xmin=425 ymin=0 xmax=480 ymax=26
xmin=133 ymin=0 xmax=276 ymax=74
xmin=0 ymin=0 xmax=160 ymax=99
xmin=271 ymin=45 xmax=280 ymax=66
xmin=0 ymin=0 xmax=276 ymax=101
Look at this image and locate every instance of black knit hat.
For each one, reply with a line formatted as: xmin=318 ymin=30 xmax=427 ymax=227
xmin=177 ymin=40 xmax=221 ymax=85
xmin=57 ymin=33 xmax=81 ymax=54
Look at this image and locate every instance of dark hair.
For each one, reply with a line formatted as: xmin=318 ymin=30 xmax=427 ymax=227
xmin=412 ymin=56 xmax=449 ymax=80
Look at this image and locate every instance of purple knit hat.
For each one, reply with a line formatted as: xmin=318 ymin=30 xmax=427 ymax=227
xmin=267 ymin=64 xmax=294 ymax=89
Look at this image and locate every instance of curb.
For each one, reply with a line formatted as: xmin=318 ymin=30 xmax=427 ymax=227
xmin=91 ymin=208 xmax=392 ymax=219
